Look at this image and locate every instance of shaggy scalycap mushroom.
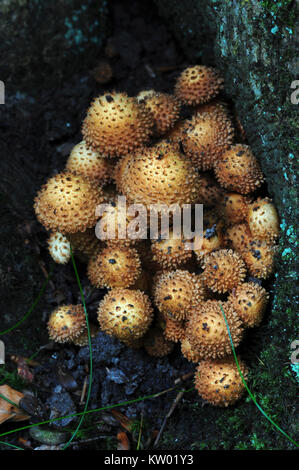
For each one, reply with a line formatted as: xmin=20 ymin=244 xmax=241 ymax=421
xmin=34 ymin=171 xmax=104 ymax=234
xmin=175 ymin=65 xmax=224 ymax=105
xmin=247 ymin=197 xmax=279 ymax=242
xmin=48 ymin=304 xmax=86 ymax=343
xmin=66 ymin=140 xmax=111 ymax=184
xmin=48 ymin=232 xmax=71 ymax=264
xmin=82 ymin=92 xmax=154 ymax=157
xmin=228 ymin=282 xmax=269 ymax=328
xmin=202 ymin=249 xmax=246 ymax=293
xmin=137 ymin=90 xmax=181 ymax=135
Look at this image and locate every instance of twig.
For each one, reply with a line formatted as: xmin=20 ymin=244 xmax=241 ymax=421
xmin=174 ymin=371 xmax=194 ymax=385
xmin=153 ymin=391 xmax=185 ymax=447
xmin=80 ymin=377 xmax=88 ymax=405
xmin=38 ymin=260 xmax=55 ymax=290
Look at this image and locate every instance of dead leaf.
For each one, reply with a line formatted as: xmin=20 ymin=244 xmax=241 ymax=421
xmin=117 ymin=431 xmax=130 ymax=450
xmin=111 ymin=410 xmax=133 ymax=432
xmin=0 ymin=385 xmax=30 ymax=425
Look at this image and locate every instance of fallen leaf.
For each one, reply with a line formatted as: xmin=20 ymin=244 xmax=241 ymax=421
xmin=111 ymin=410 xmax=133 ymax=432
xmin=0 ymin=385 xmax=30 ymax=425
xmin=117 ymin=431 xmax=130 ymax=450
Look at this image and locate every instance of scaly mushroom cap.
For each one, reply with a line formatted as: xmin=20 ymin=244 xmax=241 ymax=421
xmin=194 ymin=224 xmax=224 ymax=263
xmin=186 ymin=300 xmax=243 ymax=359
xmin=113 ymin=154 xmax=133 ymax=192
xmin=153 ymin=270 xmax=205 ymax=321
xmin=119 ymin=142 xmax=201 ymax=206
xmin=66 ymin=140 xmax=111 ymax=184
xmin=220 ymin=193 xmax=251 ymax=225
xmin=241 ymin=241 xmax=276 ymax=279
xmin=182 ymin=111 xmax=234 ymax=170
xmin=137 ymin=90 xmax=181 ymax=135
xmin=87 ymin=245 xmax=141 ymax=289
xmin=151 ymin=232 xmax=193 ymax=270
xmin=48 ymin=305 xmax=86 ymax=343
xmin=214 ymin=144 xmax=264 ymax=194
xmin=48 ymin=232 xmax=71 ymax=265
xmin=164 ymin=317 xmax=185 ymax=342
xmin=143 ymin=327 xmax=174 ymax=357
xmin=82 ymin=92 xmax=154 ymax=157
xmin=174 ymin=65 xmax=224 ymax=105
xmin=34 ymin=171 xmax=104 ymax=233
xmin=194 ymin=99 xmax=230 ymax=118
xmin=165 ymin=120 xmax=188 ymax=144
xmin=181 ymin=336 xmax=201 ymax=363
xmin=194 ymin=356 xmax=248 ymax=406
xmin=72 ymin=324 xmax=99 ymax=346
xmin=202 ymin=249 xmax=246 ymax=293
xmin=247 ymin=197 xmax=279 ymax=242
xmin=66 ymin=228 xmax=103 ymax=260
xmin=225 ymin=223 xmax=254 ymax=253
xmin=97 ymin=288 xmax=154 ymax=342
xmin=228 ymin=282 xmax=269 ymax=328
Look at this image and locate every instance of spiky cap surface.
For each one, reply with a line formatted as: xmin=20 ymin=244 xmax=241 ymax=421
xmin=247 ymin=197 xmax=279 ymax=242
xmin=197 ymin=174 xmax=224 ymax=206
xmin=165 ymin=119 xmax=187 ymax=144
xmin=144 ymin=327 xmax=174 ymax=357
xmin=48 ymin=304 xmax=86 ymax=343
xmin=214 ymin=144 xmax=264 ymax=194
xmin=225 ymin=223 xmax=253 ymax=254
xmin=48 ymin=232 xmax=71 ymax=265
xmin=82 ymin=92 xmax=153 ymax=158
xmin=164 ymin=318 xmax=185 ymax=342
xmin=34 ymin=171 xmax=104 ymax=233
xmin=194 ymin=99 xmax=230 ymax=118
xmin=202 ymin=249 xmax=246 ymax=293
xmin=228 ymin=282 xmax=269 ymax=328
xmin=151 ymin=232 xmax=193 ymax=270
xmin=181 ymin=336 xmax=201 ymax=363
xmin=182 ymin=111 xmax=234 ymax=170
xmin=87 ymin=245 xmax=141 ymax=289
xmin=119 ymin=142 xmax=201 ymax=206
xmin=97 ymin=288 xmax=153 ymax=342
xmin=186 ymin=300 xmax=243 ymax=359
xmin=220 ymin=192 xmax=251 ymax=225
xmin=138 ymin=91 xmax=181 ymax=135
xmin=66 ymin=140 xmax=111 ymax=185
xmin=241 ymin=241 xmax=276 ymax=279
xmin=194 ymin=356 xmax=248 ymax=406
xmin=194 ymin=225 xmax=224 ymax=263
xmin=153 ymin=270 xmax=205 ymax=321
xmin=175 ymin=66 xmax=224 ymax=105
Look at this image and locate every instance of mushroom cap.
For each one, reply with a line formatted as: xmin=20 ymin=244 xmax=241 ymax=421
xmin=66 ymin=140 xmax=111 ymax=184
xmin=143 ymin=327 xmax=174 ymax=357
xmin=82 ymin=92 xmax=154 ymax=158
xmin=119 ymin=141 xmax=201 ymax=206
xmin=48 ymin=232 xmax=71 ymax=265
xmin=87 ymin=245 xmax=141 ymax=289
xmin=194 ymin=224 xmax=224 ymax=263
xmin=194 ymin=99 xmax=230 ymax=118
xmin=220 ymin=192 xmax=251 ymax=225
xmin=228 ymin=282 xmax=269 ymax=328
xmin=241 ymin=240 xmax=276 ymax=279
xmin=151 ymin=231 xmax=193 ymax=270
xmin=137 ymin=91 xmax=181 ymax=135
xmin=153 ymin=270 xmax=205 ymax=321
xmin=225 ymin=223 xmax=253 ymax=253
xmin=72 ymin=324 xmax=99 ymax=346
xmin=202 ymin=249 xmax=246 ymax=293
xmin=97 ymin=288 xmax=153 ymax=341
xmin=194 ymin=356 xmax=248 ymax=406
xmin=48 ymin=304 xmax=86 ymax=343
xmin=214 ymin=144 xmax=264 ymax=194
xmin=181 ymin=336 xmax=201 ymax=363
xmin=247 ymin=197 xmax=279 ymax=242
xmin=164 ymin=119 xmax=188 ymax=144
xmin=34 ymin=171 xmax=104 ymax=234
xmin=186 ymin=300 xmax=243 ymax=359
xmin=182 ymin=111 xmax=234 ymax=170
xmin=197 ymin=174 xmax=224 ymax=206
xmin=175 ymin=65 xmax=224 ymax=105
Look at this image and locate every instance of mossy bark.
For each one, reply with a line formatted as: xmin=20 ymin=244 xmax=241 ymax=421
xmin=153 ymin=0 xmax=298 ymax=449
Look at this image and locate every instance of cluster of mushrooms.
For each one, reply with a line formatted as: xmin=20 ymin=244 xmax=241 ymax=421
xmin=34 ymin=65 xmax=280 ymax=407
